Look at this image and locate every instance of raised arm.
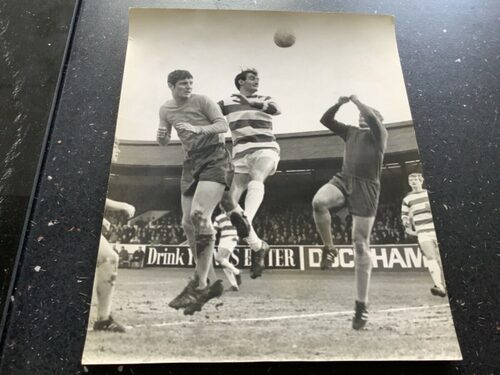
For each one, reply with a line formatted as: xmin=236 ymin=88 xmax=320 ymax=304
xmin=262 ymin=96 xmax=281 ymax=115
xmin=157 ymin=106 xmax=172 ymax=146
xmin=217 ymin=99 xmax=226 ymax=115
xmin=105 ymin=198 xmax=135 ymax=218
xmin=319 ymin=96 xmax=350 ymax=138
xmin=350 ymin=95 xmax=388 ymax=150
xmin=176 ymin=96 xmax=228 ymax=135
xmin=231 ymin=94 xmax=281 ymax=116
xmin=199 ymin=96 xmax=228 ymax=134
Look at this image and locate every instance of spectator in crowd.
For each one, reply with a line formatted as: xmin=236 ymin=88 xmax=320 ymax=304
xmin=131 ymin=246 xmax=146 ymax=269
xmin=118 ymin=247 xmax=130 ymax=268
xmin=129 ymin=235 xmax=141 ymax=244
xmin=104 ymin=203 xmax=410 ymax=246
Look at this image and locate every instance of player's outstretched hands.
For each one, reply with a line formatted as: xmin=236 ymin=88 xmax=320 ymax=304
xmin=349 ymin=95 xmax=360 ymax=103
xmin=231 ymin=93 xmax=259 ymax=107
xmin=157 ymin=127 xmax=167 ymax=138
xmin=176 ymin=122 xmax=200 ymax=134
xmin=338 ymin=96 xmax=350 ymax=105
xmin=157 ymin=127 xmax=170 ymax=146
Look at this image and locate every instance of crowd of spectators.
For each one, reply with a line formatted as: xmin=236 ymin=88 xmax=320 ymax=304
xmin=105 ymin=209 xmax=184 ymax=245
xmin=253 ymin=203 xmax=411 ymax=245
xmin=104 ymin=202 xmax=414 ymax=246
xmin=112 ymin=245 xmax=146 ymax=269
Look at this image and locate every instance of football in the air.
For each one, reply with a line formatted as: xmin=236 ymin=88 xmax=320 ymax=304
xmin=274 ymin=29 xmax=296 ymax=48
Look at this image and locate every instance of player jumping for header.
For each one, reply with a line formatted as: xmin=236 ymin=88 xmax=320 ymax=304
xmin=157 ymin=70 xmax=249 ymax=315
xmin=218 ymin=69 xmax=281 ymax=279
xmin=401 ymin=173 xmax=447 ymax=297
xmin=312 ymin=95 xmax=387 ymax=330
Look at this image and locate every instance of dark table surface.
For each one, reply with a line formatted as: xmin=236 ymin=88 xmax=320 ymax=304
xmin=0 ymin=0 xmax=498 ymax=374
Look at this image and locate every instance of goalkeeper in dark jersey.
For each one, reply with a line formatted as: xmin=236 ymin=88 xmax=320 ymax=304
xmin=312 ymin=95 xmax=387 ymax=330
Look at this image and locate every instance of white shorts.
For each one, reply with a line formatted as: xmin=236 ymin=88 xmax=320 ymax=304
xmin=218 ymin=236 xmax=238 ymax=252
xmin=418 ymin=231 xmax=438 ymax=245
xmin=233 ymin=148 xmax=280 ymax=175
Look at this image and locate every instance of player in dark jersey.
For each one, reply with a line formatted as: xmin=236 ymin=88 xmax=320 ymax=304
xmin=312 ymin=95 xmax=387 ymax=330
xmin=157 ymin=70 xmax=250 ymax=315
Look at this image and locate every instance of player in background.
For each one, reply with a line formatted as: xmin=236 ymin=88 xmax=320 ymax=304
xmin=93 ymin=141 xmax=136 ymax=332
xmin=218 ymin=69 xmax=281 ymax=279
xmin=157 ymin=70 xmax=249 ymax=315
xmin=213 ymin=208 xmax=242 ymax=291
xmin=312 ymin=95 xmax=387 ymax=330
xmin=401 ymin=173 xmax=447 ymax=297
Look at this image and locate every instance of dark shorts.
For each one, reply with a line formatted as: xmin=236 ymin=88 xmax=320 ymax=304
xmin=328 ymin=173 xmax=380 ymax=217
xmin=181 ymin=144 xmax=234 ymax=196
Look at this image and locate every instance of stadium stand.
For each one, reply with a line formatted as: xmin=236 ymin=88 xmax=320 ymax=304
xmin=105 ymin=203 xmax=413 ymax=246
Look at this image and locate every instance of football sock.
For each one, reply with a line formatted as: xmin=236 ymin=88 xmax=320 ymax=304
xmin=219 ymin=257 xmax=240 ymax=275
xmin=184 ymin=224 xmax=198 ymax=263
xmin=246 ymin=227 xmax=263 ymax=252
xmin=436 ymin=256 xmax=446 ymax=287
xmin=96 ymin=258 xmax=117 ymax=321
xmin=207 ymin=262 xmax=218 ymax=285
xmin=427 ymin=259 xmax=445 ymax=290
xmin=194 ymin=234 xmax=215 ymax=289
xmin=96 ymin=237 xmax=119 ymax=321
xmin=313 ymin=204 xmax=335 ymax=249
xmin=222 ymin=268 xmax=238 ymax=288
xmin=245 ymin=180 xmax=265 ymax=222
xmin=355 ymin=248 xmax=373 ymax=304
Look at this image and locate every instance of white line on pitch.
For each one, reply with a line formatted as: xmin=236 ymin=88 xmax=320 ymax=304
xmin=128 ymin=304 xmax=449 ymax=329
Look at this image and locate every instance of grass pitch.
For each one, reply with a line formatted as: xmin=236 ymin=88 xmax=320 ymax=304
xmin=82 ymin=268 xmax=461 ymax=364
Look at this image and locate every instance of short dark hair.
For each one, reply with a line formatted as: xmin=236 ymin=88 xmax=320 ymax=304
xmin=409 ymin=173 xmax=423 ymax=179
xmin=234 ymin=68 xmax=258 ymax=90
xmin=167 ymin=70 xmax=193 ymax=87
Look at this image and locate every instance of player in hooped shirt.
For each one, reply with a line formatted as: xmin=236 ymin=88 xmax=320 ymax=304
xmin=401 ymin=173 xmax=446 ymax=297
xmin=313 ymin=95 xmax=387 ymax=330
xmin=218 ymin=69 xmax=281 ymax=279
xmin=213 ymin=210 xmax=242 ymax=291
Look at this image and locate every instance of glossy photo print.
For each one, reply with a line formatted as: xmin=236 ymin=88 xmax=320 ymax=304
xmin=82 ymin=9 xmax=461 ymax=363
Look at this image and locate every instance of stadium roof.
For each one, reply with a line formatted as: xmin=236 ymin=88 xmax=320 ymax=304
xmin=114 ymin=121 xmax=419 ymax=174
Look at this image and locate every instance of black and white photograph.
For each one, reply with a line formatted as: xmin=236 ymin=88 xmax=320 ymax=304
xmin=81 ymin=8 xmax=462 ymax=363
